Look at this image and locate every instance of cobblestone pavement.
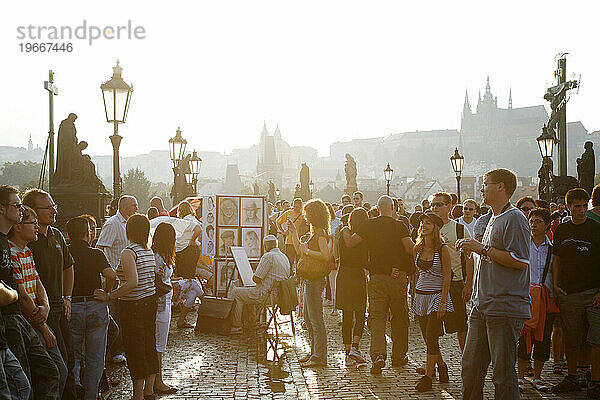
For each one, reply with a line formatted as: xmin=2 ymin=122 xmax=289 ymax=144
xmin=106 ymin=302 xmax=589 ymax=399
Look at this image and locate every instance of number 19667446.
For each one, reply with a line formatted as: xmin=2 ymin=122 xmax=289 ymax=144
xmin=19 ymin=43 xmax=73 ymax=52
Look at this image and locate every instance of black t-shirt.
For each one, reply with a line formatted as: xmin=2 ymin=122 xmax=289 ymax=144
xmin=553 ymin=218 xmax=600 ymax=294
xmin=28 ymin=226 xmax=74 ymax=310
xmin=356 ymin=215 xmax=410 ymax=275
xmin=0 ymin=233 xmax=22 ymax=316
xmin=69 ymin=240 xmax=111 ymax=297
xmin=0 ymin=233 xmax=14 ymax=348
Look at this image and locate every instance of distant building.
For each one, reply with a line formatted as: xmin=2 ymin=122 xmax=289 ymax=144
xmin=27 ymin=135 xmax=33 ymax=151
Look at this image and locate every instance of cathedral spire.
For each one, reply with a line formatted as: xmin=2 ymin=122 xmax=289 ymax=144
xmin=508 ymin=87 xmax=513 ymax=109
xmin=485 ymin=75 xmax=491 ymax=94
xmin=462 ymin=89 xmax=471 ymax=117
xmin=478 ymin=90 xmax=481 ymax=103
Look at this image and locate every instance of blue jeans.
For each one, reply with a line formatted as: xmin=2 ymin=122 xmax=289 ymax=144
xmin=34 ymin=326 xmax=68 ymax=396
xmin=462 ymin=307 xmax=525 ymax=400
xmin=0 ymin=348 xmax=30 ymax=400
xmin=70 ymin=300 xmax=109 ymax=400
xmin=303 ymin=278 xmax=327 ymax=363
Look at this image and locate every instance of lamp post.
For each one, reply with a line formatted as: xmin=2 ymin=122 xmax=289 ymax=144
xmin=309 ymin=180 xmax=314 ymax=198
xmin=168 ymin=127 xmax=187 ymax=205
xmin=536 ymin=124 xmax=557 ymax=202
xmin=276 ymin=188 xmax=280 ymax=200
xmin=450 ymin=148 xmax=464 ymax=201
xmin=101 ymin=60 xmax=133 ymax=199
xmin=384 ymin=163 xmax=394 ymax=196
xmin=188 ymin=150 xmax=202 ymax=196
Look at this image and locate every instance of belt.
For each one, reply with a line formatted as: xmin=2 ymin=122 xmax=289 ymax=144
xmin=71 ymin=296 xmax=96 ymax=303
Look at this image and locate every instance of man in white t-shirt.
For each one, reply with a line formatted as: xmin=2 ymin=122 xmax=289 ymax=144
xmin=458 ymin=199 xmax=478 ymax=238
xmin=432 ymin=192 xmax=474 ymax=352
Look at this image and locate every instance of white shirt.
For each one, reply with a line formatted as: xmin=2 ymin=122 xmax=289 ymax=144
xmin=175 ymin=214 xmax=202 ymax=252
xmin=458 ymin=216 xmax=476 ymax=238
xmin=96 ymin=211 xmax=129 ymax=269
xmin=529 ymin=236 xmax=555 ymax=296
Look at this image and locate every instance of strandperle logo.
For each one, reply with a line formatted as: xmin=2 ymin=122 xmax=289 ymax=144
xmin=16 ymin=20 xmax=146 ymax=45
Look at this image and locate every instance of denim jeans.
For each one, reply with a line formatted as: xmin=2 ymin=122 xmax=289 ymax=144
xmin=34 ymin=326 xmax=68 ymax=396
xmin=462 ymin=307 xmax=525 ymax=400
xmin=0 ymin=348 xmax=30 ymax=400
xmin=303 ymin=278 xmax=327 ymax=363
xmin=70 ymin=300 xmax=109 ymax=400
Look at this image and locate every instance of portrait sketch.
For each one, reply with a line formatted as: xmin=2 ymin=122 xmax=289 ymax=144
xmin=218 ymin=197 xmax=239 ymax=226
xmin=241 ymin=197 xmax=263 ymax=227
xmin=216 ymin=261 xmax=236 ymax=293
xmin=241 ymin=227 xmax=262 ymax=258
xmin=217 ymin=227 xmax=238 ymax=257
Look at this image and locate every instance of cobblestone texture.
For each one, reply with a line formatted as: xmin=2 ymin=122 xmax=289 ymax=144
xmin=106 ymin=302 xmax=588 ymax=399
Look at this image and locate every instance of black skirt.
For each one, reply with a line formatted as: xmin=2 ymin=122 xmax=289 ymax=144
xmin=335 ymin=267 xmax=367 ymax=311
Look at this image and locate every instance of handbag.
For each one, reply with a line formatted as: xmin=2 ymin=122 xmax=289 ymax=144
xmin=195 ymin=296 xmax=234 ymax=335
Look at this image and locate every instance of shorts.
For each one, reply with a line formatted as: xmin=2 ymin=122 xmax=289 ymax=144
xmin=443 ymin=280 xmax=468 ymax=334
xmin=558 ymin=288 xmax=600 ymax=348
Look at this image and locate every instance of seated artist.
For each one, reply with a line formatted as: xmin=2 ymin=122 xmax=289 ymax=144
xmin=228 ymin=235 xmax=290 ymax=335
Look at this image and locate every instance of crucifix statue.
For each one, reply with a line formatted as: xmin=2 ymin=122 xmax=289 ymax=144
xmin=44 ymin=70 xmax=58 ymax=190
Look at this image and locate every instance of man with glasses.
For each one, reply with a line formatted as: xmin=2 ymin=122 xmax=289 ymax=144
xmin=0 ymin=185 xmax=56 ymax=399
xmin=22 ymin=188 xmax=76 ymax=400
xmin=457 ymin=169 xmax=531 ymax=400
xmin=431 ymin=192 xmax=474 ymax=353
xmin=458 ymin=199 xmax=478 ymax=238
xmin=551 ymin=188 xmax=600 ymax=397
xmin=8 ymin=205 xmax=68 ymax=395
xmin=517 ymin=196 xmax=536 ymax=218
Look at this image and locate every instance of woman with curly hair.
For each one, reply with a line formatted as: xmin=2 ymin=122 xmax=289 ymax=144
xmin=289 ymin=199 xmax=331 ymax=367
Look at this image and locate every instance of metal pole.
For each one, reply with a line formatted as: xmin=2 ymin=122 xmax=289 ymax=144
xmin=386 ymin=181 xmax=390 ymax=196
xmin=456 ymin=176 xmax=461 ymax=202
xmin=44 ymin=70 xmax=58 ymax=191
xmin=110 ymin=121 xmax=122 ymax=199
xmin=557 ymin=57 xmax=567 ymax=176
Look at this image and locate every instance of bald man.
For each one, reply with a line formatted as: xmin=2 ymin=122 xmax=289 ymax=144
xmin=343 ymin=195 xmax=414 ymax=375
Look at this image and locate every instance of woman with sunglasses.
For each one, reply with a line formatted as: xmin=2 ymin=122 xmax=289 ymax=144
xmin=412 ymin=211 xmax=453 ymax=392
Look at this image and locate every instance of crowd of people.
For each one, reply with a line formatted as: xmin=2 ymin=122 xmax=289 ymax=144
xmin=0 ymin=165 xmax=598 ymax=399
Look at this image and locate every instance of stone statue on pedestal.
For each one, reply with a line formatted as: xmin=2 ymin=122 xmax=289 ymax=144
xmin=344 ymin=153 xmax=358 ymax=195
xmin=298 ymin=163 xmax=311 ymax=201
xmin=267 ymin=180 xmax=276 ymax=204
xmin=577 ymin=141 xmax=595 ymax=195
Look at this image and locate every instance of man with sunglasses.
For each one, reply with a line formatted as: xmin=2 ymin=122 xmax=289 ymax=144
xmin=0 ymin=185 xmax=57 ymax=399
xmin=22 ymin=188 xmax=76 ymax=400
xmin=517 ymin=196 xmax=536 ymax=218
xmin=458 ymin=199 xmax=478 ymax=238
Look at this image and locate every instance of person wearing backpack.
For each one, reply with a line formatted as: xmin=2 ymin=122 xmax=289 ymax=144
xmin=517 ymin=208 xmax=557 ymax=393
xmin=431 ymin=192 xmax=474 ymax=352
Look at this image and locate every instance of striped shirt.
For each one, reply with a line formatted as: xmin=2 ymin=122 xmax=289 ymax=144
xmin=116 ymin=243 xmax=156 ymax=301
xmin=96 ymin=211 xmax=129 ymax=269
xmin=9 ymin=241 xmax=39 ymax=304
xmin=254 ymin=248 xmax=291 ymax=297
xmin=412 ymin=250 xmax=453 ymax=317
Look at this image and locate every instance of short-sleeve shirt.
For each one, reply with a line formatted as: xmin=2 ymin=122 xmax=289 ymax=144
xmin=9 ymin=241 xmax=39 ymax=304
xmin=473 ymin=211 xmax=492 ymax=240
xmin=440 ymin=219 xmax=472 ymax=282
xmin=28 ymin=226 xmax=74 ymax=310
xmin=69 ymin=240 xmax=112 ymax=297
xmin=356 ymin=215 xmax=410 ymax=275
xmin=277 ymin=210 xmax=305 ymax=245
xmin=253 ymin=248 xmax=291 ymax=297
xmin=529 ymin=236 xmax=555 ymax=297
xmin=552 ymin=218 xmax=600 ymax=294
xmin=96 ymin=211 xmax=129 ymax=269
xmin=472 ymin=207 xmax=531 ymax=319
xmin=458 ymin=216 xmax=476 ymax=238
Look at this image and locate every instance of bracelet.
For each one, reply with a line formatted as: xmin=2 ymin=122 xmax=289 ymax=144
xmin=63 ymin=296 xmax=72 ymax=302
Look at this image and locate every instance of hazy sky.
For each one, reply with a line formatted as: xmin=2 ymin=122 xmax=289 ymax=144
xmin=1 ymin=0 xmax=598 ymax=158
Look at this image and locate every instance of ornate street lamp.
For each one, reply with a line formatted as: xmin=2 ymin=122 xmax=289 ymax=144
xmin=188 ymin=150 xmax=202 ymax=196
xmin=168 ymin=127 xmax=187 ymax=204
xmin=275 ymin=188 xmax=280 ymax=200
xmin=384 ymin=163 xmax=394 ymax=196
xmin=101 ymin=60 xmax=133 ymax=199
xmin=450 ymin=148 xmax=464 ymax=201
xmin=537 ymin=125 xmax=557 ymax=202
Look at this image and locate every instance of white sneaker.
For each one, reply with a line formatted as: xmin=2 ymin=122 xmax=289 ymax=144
xmin=112 ymin=354 xmax=126 ymax=364
xmin=345 ymin=353 xmax=356 ymax=366
xmin=349 ymin=346 xmax=368 ymax=364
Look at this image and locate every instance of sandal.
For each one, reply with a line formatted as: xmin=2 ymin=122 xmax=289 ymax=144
xmin=533 ymin=378 xmax=549 ymax=392
xmin=553 ymin=362 xmax=563 ymax=374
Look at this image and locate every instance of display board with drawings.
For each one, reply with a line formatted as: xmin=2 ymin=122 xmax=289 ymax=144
xmin=203 ymin=195 xmax=266 ymax=296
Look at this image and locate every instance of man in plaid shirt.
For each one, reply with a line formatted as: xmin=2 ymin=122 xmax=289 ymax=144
xmin=8 ymin=205 xmax=68 ymax=395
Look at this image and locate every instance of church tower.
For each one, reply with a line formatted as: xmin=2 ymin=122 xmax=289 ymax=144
xmin=508 ymin=88 xmax=513 ymax=109
xmin=27 ymin=134 xmax=33 ymax=151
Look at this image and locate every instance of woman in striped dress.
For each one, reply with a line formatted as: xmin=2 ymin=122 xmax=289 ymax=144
xmin=412 ymin=211 xmax=453 ymax=392
xmin=94 ymin=214 xmax=158 ymax=400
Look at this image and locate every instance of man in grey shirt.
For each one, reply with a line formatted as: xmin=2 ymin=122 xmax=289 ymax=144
xmin=457 ymin=169 xmax=531 ymax=400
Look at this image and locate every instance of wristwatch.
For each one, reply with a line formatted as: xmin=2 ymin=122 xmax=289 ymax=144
xmin=481 ymin=244 xmax=491 ymax=257
xmin=63 ymin=295 xmax=72 ymax=302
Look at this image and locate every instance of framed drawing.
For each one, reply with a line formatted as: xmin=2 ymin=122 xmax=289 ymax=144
xmin=202 ymin=195 xmax=217 ymax=255
xmin=241 ymin=197 xmax=263 ymax=227
xmin=241 ymin=227 xmax=262 ymax=259
xmin=218 ymin=197 xmax=239 ymax=226
xmin=217 ymin=227 xmax=238 ymax=257
xmin=216 ymin=260 xmax=237 ymax=294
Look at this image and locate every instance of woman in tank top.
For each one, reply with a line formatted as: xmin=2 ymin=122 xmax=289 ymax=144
xmin=94 ymin=214 xmax=157 ymax=400
xmin=411 ymin=211 xmax=453 ymax=392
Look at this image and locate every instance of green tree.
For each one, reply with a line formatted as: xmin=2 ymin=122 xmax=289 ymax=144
xmin=122 ymin=168 xmax=151 ymax=212
xmin=0 ymin=161 xmax=47 ymax=190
